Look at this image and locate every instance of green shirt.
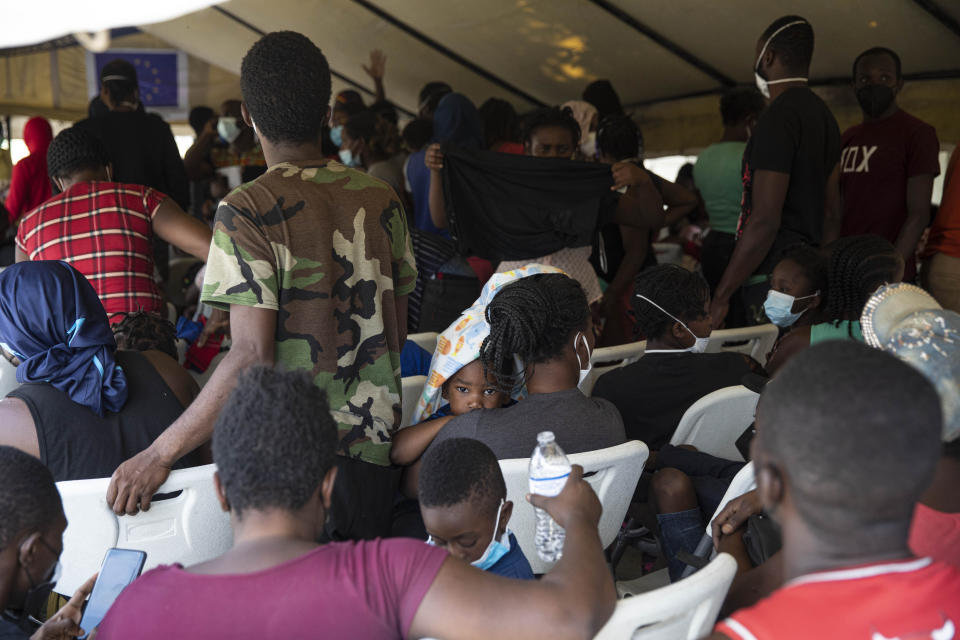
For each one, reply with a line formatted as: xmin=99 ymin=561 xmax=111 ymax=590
xmin=809 ymin=320 xmax=864 ymax=345
xmin=201 ymin=161 xmax=417 ymax=466
xmin=694 ymin=141 xmax=746 ymax=235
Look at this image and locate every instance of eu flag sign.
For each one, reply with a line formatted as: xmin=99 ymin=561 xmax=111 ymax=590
xmin=93 ymin=50 xmax=181 ymax=107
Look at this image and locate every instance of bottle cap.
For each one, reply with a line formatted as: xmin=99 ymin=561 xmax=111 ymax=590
xmin=536 ymin=431 xmax=555 ymax=444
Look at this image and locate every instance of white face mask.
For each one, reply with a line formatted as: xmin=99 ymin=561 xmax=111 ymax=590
xmin=217 ymin=117 xmax=242 ymax=144
xmin=574 ymin=331 xmax=593 ymax=386
xmin=754 ymin=20 xmax=809 ymax=99
xmin=635 ymin=294 xmax=710 ymax=353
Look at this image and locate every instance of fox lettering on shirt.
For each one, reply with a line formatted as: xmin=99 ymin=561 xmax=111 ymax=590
xmin=841 ymin=145 xmax=878 ymax=173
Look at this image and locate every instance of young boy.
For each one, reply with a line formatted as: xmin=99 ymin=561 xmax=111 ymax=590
xmin=418 ymin=437 xmax=534 ymax=580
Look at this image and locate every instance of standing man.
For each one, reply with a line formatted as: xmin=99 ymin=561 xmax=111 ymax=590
xmin=106 ymin=31 xmax=417 ymax=542
xmin=922 ymin=145 xmax=960 ymax=312
xmin=77 ymin=59 xmax=190 ymax=279
xmin=839 ymin=47 xmax=940 ymax=282
xmin=710 ymin=16 xmax=841 ymax=327
xmin=695 ymin=87 xmax=766 ymax=318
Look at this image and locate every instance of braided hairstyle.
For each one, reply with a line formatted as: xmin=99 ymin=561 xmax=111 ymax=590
xmin=47 ymin=126 xmax=110 ymax=180
xmin=112 ymin=311 xmax=178 ymax=360
xmin=597 ymin=114 xmax=644 ymax=162
xmin=821 ymin=235 xmax=902 ymax=329
xmin=479 ymin=274 xmax=589 ymax=393
xmin=631 ymin=265 xmax=709 ymax=341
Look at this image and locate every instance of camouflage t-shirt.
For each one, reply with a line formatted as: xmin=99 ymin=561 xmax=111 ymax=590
xmin=201 ymin=161 xmax=417 ymax=467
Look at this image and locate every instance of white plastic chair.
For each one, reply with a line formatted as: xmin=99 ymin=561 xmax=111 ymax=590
xmin=580 ymin=341 xmax=646 ymax=396
xmin=407 ymin=332 xmax=439 ymax=355
xmin=705 ymin=324 xmax=779 ymax=367
xmin=0 ymin=358 xmax=19 ymax=398
xmin=499 ymin=440 xmax=649 ymax=574
xmin=593 ymin=553 xmax=737 ymax=640
xmin=706 ymin=462 xmax=756 ymax=537
xmin=55 ymin=464 xmax=232 ymax=596
xmin=669 ymin=385 xmax=759 ymax=461
xmin=401 ymin=374 xmax=427 ymax=428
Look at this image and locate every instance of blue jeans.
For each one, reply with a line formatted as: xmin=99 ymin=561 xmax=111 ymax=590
xmin=656 ymin=508 xmax=705 ymax=582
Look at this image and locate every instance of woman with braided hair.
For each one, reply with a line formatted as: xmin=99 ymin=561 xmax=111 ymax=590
xmin=765 ymin=235 xmax=903 ymax=376
xmin=426 ymin=272 xmax=624 ymax=462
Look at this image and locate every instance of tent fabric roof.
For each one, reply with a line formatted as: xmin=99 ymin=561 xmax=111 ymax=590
xmin=140 ymin=0 xmax=960 ymax=116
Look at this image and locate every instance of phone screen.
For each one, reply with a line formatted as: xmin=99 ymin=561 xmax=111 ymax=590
xmin=78 ymin=548 xmax=146 ymax=638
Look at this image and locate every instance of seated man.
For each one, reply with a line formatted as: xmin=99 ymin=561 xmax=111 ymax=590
xmin=96 ymin=366 xmax=616 ymax=639
xmin=0 ymin=446 xmax=96 ymax=639
xmin=16 ymin=126 xmax=212 ymax=322
xmin=592 ymin=264 xmax=761 ymax=451
xmin=711 ymin=341 xmax=960 ymax=639
xmin=419 ymin=438 xmax=534 ymax=580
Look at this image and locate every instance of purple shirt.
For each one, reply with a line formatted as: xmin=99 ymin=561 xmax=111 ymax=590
xmin=96 ymin=538 xmax=448 ymax=639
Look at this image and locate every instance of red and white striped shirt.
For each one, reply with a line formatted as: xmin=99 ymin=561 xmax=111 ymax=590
xmin=716 ymin=557 xmax=960 ymax=640
xmin=17 ymin=181 xmax=166 ymax=321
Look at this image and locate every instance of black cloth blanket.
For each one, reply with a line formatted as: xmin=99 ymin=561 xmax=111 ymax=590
xmin=441 ymin=147 xmax=615 ymax=262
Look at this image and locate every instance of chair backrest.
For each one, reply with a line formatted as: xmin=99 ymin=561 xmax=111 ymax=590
xmin=401 ymin=374 xmax=427 ymax=428
xmin=579 ymin=341 xmax=646 ymax=396
xmin=593 ymin=553 xmax=737 ymax=640
xmin=407 ymin=332 xmax=439 ymax=355
xmin=705 ymin=324 xmax=779 ymax=366
xmin=669 ymin=385 xmax=759 ymax=461
xmin=55 ymin=464 xmax=232 ymax=596
xmin=706 ymin=462 xmax=756 ymax=536
xmin=499 ymin=440 xmax=649 ymax=574
xmin=0 ymin=358 xmax=19 ymax=398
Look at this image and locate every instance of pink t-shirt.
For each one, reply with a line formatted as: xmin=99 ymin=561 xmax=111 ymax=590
xmin=96 ymin=538 xmax=447 ymax=639
xmin=910 ymin=502 xmax=960 ymax=569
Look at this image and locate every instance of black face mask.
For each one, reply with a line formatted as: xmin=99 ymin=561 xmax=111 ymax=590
xmin=2 ymin=539 xmax=61 ymax=633
xmin=856 ymin=84 xmax=896 ymax=118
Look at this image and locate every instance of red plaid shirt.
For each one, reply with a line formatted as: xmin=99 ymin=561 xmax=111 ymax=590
xmin=17 ymin=181 xmax=166 ymax=320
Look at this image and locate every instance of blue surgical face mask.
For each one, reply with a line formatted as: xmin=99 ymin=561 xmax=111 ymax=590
xmin=329 ymin=125 xmax=343 ymax=147
xmin=426 ymin=499 xmax=511 ymax=571
xmin=338 ymin=148 xmax=361 ymax=168
xmin=764 ymin=289 xmax=819 ymax=328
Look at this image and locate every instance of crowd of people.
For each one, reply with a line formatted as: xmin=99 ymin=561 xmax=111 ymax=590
xmin=0 ymin=10 xmax=957 ymax=639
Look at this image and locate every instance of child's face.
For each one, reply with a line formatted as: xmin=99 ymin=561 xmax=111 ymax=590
xmin=442 ymin=360 xmax=505 ymax=416
xmin=422 ymin=499 xmax=509 ymax=564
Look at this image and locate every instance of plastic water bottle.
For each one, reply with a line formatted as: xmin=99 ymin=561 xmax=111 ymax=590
xmin=528 ymin=431 xmax=572 ymax=563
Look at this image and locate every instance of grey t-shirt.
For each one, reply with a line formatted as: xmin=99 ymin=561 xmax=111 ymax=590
xmin=430 ymin=388 xmax=626 ymax=459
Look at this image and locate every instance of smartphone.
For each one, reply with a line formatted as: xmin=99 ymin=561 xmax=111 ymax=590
xmin=78 ymin=548 xmax=147 ymax=638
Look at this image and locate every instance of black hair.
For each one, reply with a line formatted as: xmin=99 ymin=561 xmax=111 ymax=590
xmin=945 ymin=437 xmax=960 ymax=461
xmin=369 ymin=99 xmax=399 ymax=126
xmin=240 ymin=31 xmax=332 ymax=145
xmin=776 ymin=244 xmax=827 ymax=296
xmin=720 ymin=87 xmax=766 ymax=126
xmin=582 ymin=79 xmax=624 ymax=121
xmin=520 ymin=106 xmax=580 ymax=147
xmin=479 ymin=98 xmax=519 ymax=150
xmin=88 ymin=96 xmax=109 ymax=119
xmin=47 ymin=126 xmax=110 ymax=180
xmin=676 ymin=163 xmax=694 ymax=183
xmin=402 ymin=118 xmax=434 ymax=153
xmin=419 ymin=82 xmax=453 ymax=119
xmin=112 ymin=311 xmax=178 ymax=360
xmin=100 ymin=59 xmax=139 ymax=105
xmin=758 ymin=341 xmax=941 ymax=535
xmin=345 ymin=109 xmax=400 ymax=159
xmin=852 ymin=47 xmax=902 ymax=81
xmin=334 ymin=89 xmax=364 ymax=113
xmin=760 ymin=16 xmax=814 ymax=74
xmin=480 ymin=273 xmax=589 ymax=392
xmin=189 ymin=106 xmax=216 ymax=137
xmin=212 ymin=366 xmax=337 ymax=517
xmin=821 ymin=235 xmax=902 ymax=328
xmin=0 ymin=446 xmax=63 ymax=549
xmin=632 ymin=265 xmax=709 ymax=341
xmin=596 ymin=114 xmax=643 ymax=162
xmin=419 ymin=438 xmax=506 ymax=517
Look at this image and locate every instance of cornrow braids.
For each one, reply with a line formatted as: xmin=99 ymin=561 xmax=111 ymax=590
xmin=47 ymin=126 xmax=111 ymax=180
xmin=479 ymin=274 xmax=589 ymax=393
xmin=112 ymin=311 xmax=178 ymax=360
xmin=821 ymin=235 xmax=902 ymax=333
xmin=631 ymin=265 xmax=709 ymax=341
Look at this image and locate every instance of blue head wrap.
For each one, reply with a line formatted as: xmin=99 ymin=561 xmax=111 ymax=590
xmin=0 ymin=261 xmax=128 ymax=416
xmin=433 ymin=93 xmax=484 ymax=150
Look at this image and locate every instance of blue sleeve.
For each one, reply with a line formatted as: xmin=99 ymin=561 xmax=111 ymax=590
xmin=400 ymin=341 xmax=433 ymax=378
